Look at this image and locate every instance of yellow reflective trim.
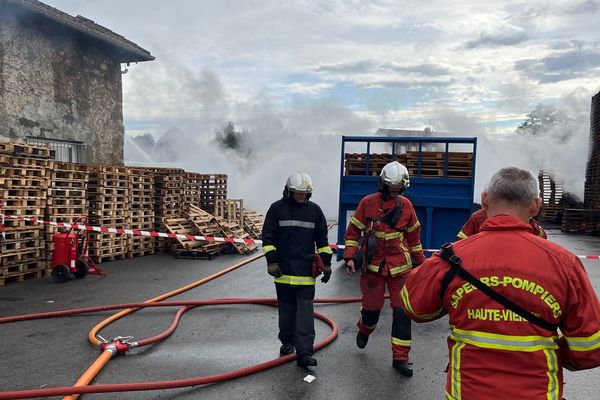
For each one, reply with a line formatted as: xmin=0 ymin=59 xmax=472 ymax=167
xmin=406 ymin=221 xmax=420 ymax=233
xmin=411 ymin=244 xmax=423 ymax=252
xmin=456 ymin=231 xmax=468 ymax=240
xmin=391 ymin=337 xmax=411 ymax=346
xmin=538 ymin=229 xmax=546 ymax=238
xmin=374 ymin=231 xmax=403 ymax=240
xmin=445 ymin=392 xmax=457 ymax=400
xmin=351 ymin=216 xmax=365 ymax=230
xmin=274 ymin=275 xmax=316 ymax=286
xmin=389 ymin=263 xmax=412 ymax=276
xmin=317 ymin=246 xmax=333 ymax=254
xmin=401 ymin=286 xmax=443 ymax=320
xmin=345 ymin=240 xmax=359 ymax=247
xmin=262 ymin=245 xmax=276 ymax=254
xmin=563 ymin=330 xmax=600 ymax=351
xmin=450 ymin=328 xmax=559 ymax=352
xmin=544 ymin=349 xmax=559 ymax=400
xmin=367 ymin=264 xmax=380 ymax=273
xmin=450 ymin=341 xmax=466 ymax=400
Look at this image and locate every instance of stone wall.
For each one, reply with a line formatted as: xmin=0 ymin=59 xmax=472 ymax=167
xmin=0 ymin=9 xmax=124 ymax=164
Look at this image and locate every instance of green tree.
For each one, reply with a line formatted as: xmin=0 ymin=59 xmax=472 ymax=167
xmin=215 ymin=122 xmax=241 ymax=150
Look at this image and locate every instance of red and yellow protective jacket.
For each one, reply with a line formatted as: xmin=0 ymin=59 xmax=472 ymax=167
xmin=401 ymin=215 xmax=600 ymax=400
xmin=457 ymin=208 xmax=546 ymax=240
xmin=343 ymin=193 xmax=425 ymax=276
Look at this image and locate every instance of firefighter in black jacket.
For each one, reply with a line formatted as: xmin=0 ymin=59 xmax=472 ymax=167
xmin=262 ymin=172 xmax=333 ymax=368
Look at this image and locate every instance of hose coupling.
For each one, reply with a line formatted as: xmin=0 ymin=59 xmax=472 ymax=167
xmin=99 ymin=335 xmax=135 ymax=354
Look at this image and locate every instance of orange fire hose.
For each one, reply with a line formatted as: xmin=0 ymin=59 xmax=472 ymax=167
xmin=64 ymin=253 xmax=264 ymax=400
xmin=0 ymin=253 xmax=371 ymax=399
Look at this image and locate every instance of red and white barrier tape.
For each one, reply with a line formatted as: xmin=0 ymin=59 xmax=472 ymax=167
xmin=1 ymin=214 xmax=599 ymax=260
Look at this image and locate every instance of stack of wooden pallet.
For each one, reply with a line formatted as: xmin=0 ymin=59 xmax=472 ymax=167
xmin=538 ymin=171 xmax=564 ymax=223
xmin=199 ymin=174 xmax=227 ymax=214
xmin=184 ymin=172 xmax=203 ymax=207
xmin=128 ymin=167 xmax=155 ymax=257
xmin=243 ymin=209 xmax=264 ymax=239
xmin=406 ymin=151 xmax=472 ymax=178
xmin=0 ymin=142 xmax=52 ymax=286
xmin=44 ymin=161 xmax=89 ymax=262
xmin=150 ymin=168 xmax=184 ymax=252
xmin=562 ymin=209 xmax=600 ymax=234
xmin=344 ymin=153 xmax=401 ymax=176
xmin=584 ymin=91 xmax=600 ymax=209
xmin=87 ymin=165 xmax=131 ymax=263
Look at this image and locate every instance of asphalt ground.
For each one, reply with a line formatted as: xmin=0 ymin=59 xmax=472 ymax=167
xmin=1 ymin=228 xmax=599 ymax=399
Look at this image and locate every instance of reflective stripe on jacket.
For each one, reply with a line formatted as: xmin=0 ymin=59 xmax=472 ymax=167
xmin=261 ymin=197 xmax=331 ymax=284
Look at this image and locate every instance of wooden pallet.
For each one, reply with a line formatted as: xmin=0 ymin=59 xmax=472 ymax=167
xmin=1 ymin=229 xmax=42 ymax=241
xmin=1 ymin=261 xmax=47 ymax=276
xmin=0 ymin=142 xmax=54 ymax=158
xmin=0 ymin=177 xmax=47 ymax=188
xmin=0 ymin=248 xmax=45 ymax=266
xmin=0 ymin=268 xmax=48 ymax=287
xmin=174 ymin=249 xmax=220 ymax=260
xmin=0 ymin=154 xmax=50 ymax=169
xmin=215 ymin=217 xmax=258 ymax=254
xmin=0 ymin=166 xmax=48 ymax=178
xmin=47 ymin=198 xmax=87 ymax=207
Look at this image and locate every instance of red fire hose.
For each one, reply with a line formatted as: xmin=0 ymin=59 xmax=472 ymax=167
xmin=0 ymin=253 xmax=364 ymax=399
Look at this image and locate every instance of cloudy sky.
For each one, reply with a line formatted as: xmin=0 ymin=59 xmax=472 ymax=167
xmin=43 ymin=0 xmax=600 ymax=215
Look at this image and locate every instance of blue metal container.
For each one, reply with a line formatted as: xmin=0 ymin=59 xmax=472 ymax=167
xmin=337 ymin=136 xmax=477 ymax=258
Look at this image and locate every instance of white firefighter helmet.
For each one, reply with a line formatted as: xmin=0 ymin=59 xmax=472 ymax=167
xmin=379 ymin=161 xmax=410 ymax=190
xmin=286 ymin=171 xmax=313 ymax=194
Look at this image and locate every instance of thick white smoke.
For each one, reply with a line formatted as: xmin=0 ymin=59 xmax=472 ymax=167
xmin=124 ymin=66 xmax=596 ymax=218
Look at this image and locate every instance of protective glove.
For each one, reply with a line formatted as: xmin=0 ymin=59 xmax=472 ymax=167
xmin=344 ymin=259 xmax=356 ymax=276
xmin=267 ymin=263 xmax=283 ymax=277
xmin=321 ymin=265 xmax=332 ymax=283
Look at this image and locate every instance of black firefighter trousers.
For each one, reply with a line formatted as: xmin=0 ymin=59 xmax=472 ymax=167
xmin=275 ymin=283 xmax=315 ymax=358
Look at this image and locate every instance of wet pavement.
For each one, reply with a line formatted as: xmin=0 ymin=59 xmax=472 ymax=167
xmin=1 ymin=228 xmax=599 ymax=399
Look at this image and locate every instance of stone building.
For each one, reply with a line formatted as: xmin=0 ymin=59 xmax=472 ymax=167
xmin=0 ymin=0 xmax=154 ymax=164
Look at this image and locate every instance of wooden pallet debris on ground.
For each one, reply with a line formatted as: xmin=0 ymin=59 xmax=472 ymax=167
xmin=184 ymin=205 xmax=229 ymax=254
xmin=215 ymin=199 xmax=244 ymax=229
xmin=243 ymin=209 xmax=264 ymax=239
xmin=215 ymin=216 xmax=259 ymax=255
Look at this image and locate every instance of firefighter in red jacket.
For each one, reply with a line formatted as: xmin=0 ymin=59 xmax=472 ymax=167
xmin=401 ymin=167 xmax=600 ymax=399
xmin=456 ymin=208 xmax=546 ymax=240
xmin=343 ymin=161 xmax=426 ymax=377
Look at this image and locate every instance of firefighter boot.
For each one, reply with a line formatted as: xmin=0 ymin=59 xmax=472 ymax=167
xmin=356 ymin=309 xmax=380 ymax=349
xmin=356 ymin=331 xmax=369 ymax=349
xmin=392 ymin=360 xmax=413 ymax=377
xmin=297 ymin=355 xmax=318 ymax=368
xmin=280 ymin=344 xmax=294 ymax=355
